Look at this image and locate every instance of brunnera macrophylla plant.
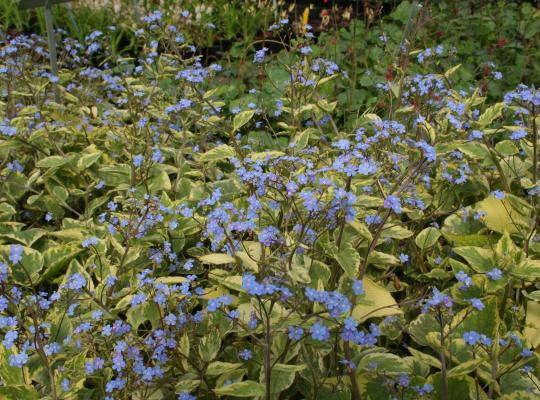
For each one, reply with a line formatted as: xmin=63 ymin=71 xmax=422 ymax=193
xmin=0 ymin=9 xmax=539 ymax=400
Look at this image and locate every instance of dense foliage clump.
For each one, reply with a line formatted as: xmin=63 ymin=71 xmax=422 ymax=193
xmin=0 ymin=1 xmax=539 ymax=399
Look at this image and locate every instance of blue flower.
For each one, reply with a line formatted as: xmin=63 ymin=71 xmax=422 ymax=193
xmin=288 ymin=326 xmax=304 ymax=341
xmin=133 ymin=154 xmax=144 ymax=167
xmin=455 ymin=271 xmax=472 ymax=290
xmin=9 ymin=351 xmax=28 ymax=367
xmin=8 ymin=245 xmax=23 ymax=264
xmin=253 ymin=48 xmax=268 ymax=64
xmin=491 ymin=190 xmax=505 ymax=200
xmin=383 ymin=195 xmax=402 ymax=214
xmin=352 ymin=280 xmax=364 ymax=296
xmin=207 ymin=295 xmax=232 ymax=313
xmin=510 ymin=129 xmax=527 ymax=140
xmin=239 ymin=349 xmax=252 ymax=360
xmin=310 ymin=322 xmax=330 ymax=341
xmin=469 ymin=298 xmax=485 ymax=310
xmin=2 ymin=330 xmax=18 ymax=349
xmin=486 ymin=267 xmax=502 ymax=281
xmin=463 ymin=331 xmax=481 ymax=345
xmin=82 ymin=237 xmax=99 ymax=248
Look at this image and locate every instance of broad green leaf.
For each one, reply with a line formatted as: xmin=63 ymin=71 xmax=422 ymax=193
xmin=442 ymin=232 xmax=496 ymax=247
xmin=429 ymin=373 xmax=477 ymax=400
xmin=175 ymin=380 xmax=200 ymax=394
xmin=510 ymin=259 xmax=540 ymax=279
xmin=267 ymin=364 xmax=306 ymax=396
xmin=207 ymin=362 xmax=243 ymax=377
xmin=0 ymin=346 xmax=24 ymax=385
xmin=291 ymin=128 xmax=315 ymax=150
xmin=76 ymin=150 xmax=102 ymax=170
xmin=447 ymin=358 xmax=486 ymax=378
xmin=357 ymin=352 xmax=410 ymax=375
xmin=126 ymin=301 xmax=161 ymax=328
xmin=453 ymin=296 xmax=499 ymax=338
xmin=148 ymin=167 xmax=171 ymax=192
xmin=381 ymin=225 xmax=413 ymax=240
xmin=233 ymin=110 xmax=256 ymax=131
xmin=409 ymin=313 xmax=439 ymax=347
xmin=524 ymin=300 xmax=540 ymax=348
xmin=475 ymin=196 xmax=529 ymax=234
xmin=36 ymin=155 xmax=67 ymax=168
xmin=353 ymin=278 xmax=402 ymax=322
xmin=350 ymin=220 xmax=373 ymax=241
xmin=0 ymin=229 xmax=45 ymax=247
xmin=495 ymin=140 xmax=519 ymax=156
xmin=41 ymin=244 xmax=82 ymax=282
xmin=407 ymin=347 xmax=441 ymax=369
xmin=199 ymin=253 xmax=235 ymax=265
xmin=0 ymin=385 xmax=40 ymax=399
xmin=444 ymin=64 xmax=461 ymax=78
xmin=234 ymin=242 xmax=261 ymax=272
xmin=453 ymin=246 xmax=494 ymax=273
xmin=334 ymin=241 xmax=360 ymax=278
xmin=98 ymin=164 xmax=131 ymax=187
xmin=200 ymin=144 xmax=236 ymax=162
xmin=199 ymin=330 xmax=221 ymax=363
xmin=415 ymin=227 xmax=441 ymax=249
xmin=477 ymin=102 xmax=505 ymax=127
xmin=0 ymin=245 xmax=44 ymax=285
xmin=213 ymin=380 xmax=265 ymax=397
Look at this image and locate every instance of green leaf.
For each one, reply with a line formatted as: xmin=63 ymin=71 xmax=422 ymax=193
xmin=148 ymin=166 xmax=171 ymax=192
xmin=407 ymin=347 xmax=441 ymax=369
xmin=333 ymin=241 xmax=360 ymax=278
xmin=429 ymin=374 xmax=477 ymax=400
xmin=442 ymin=232 xmax=496 ymax=247
xmin=199 ymin=330 xmax=221 ymax=363
xmin=234 ymin=242 xmax=261 ymax=272
xmin=444 ymin=64 xmax=462 ymax=78
xmin=200 ymin=144 xmax=236 ymax=162
xmin=207 ymin=361 xmax=243 ymax=377
xmin=175 ymin=380 xmax=200 ymax=394
xmin=495 ymin=140 xmax=519 ymax=156
xmin=0 ymin=229 xmax=45 ymax=247
xmin=0 ymin=346 xmax=24 ymax=385
xmin=510 ymin=259 xmax=540 ymax=279
xmin=41 ymin=244 xmax=82 ymax=282
xmin=0 ymin=385 xmax=40 ymax=399
xmin=233 ymin=110 xmax=256 ymax=131
xmin=477 ymin=102 xmax=505 ymax=127
xmin=126 ymin=301 xmax=161 ymax=328
xmin=415 ymin=227 xmax=441 ymax=249
xmin=524 ymin=300 xmax=540 ymax=348
xmin=214 ymin=380 xmax=265 ymax=397
xmin=36 ymin=155 xmax=67 ymax=168
xmin=476 ymin=196 xmax=529 ymax=234
xmin=266 ymin=364 xmax=305 ymax=396
xmin=409 ymin=313 xmax=439 ymax=347
xmin=76 ymin=150 xmax=102 ymax=170
xmin=291 ymin=128 xmax=315 ymax=150
xmin=198 ymin=253 xmax=236 ymax=265
xmin=453 ymin=296 xmax=499 ymax=338
xmin=453 ymin=246 xmax=494 ymax=273
xmin=0 ymin=245 xmax=44 ymax=285
xmin=98 ymin=164 xmax=131 ymax=187
xmin=357 ymin=352 xmax=410 ymax=375
xmin=352 ymin=278 xmax=402 ymax=322
xmin=447 ymin=358 xmax=485 ymax=378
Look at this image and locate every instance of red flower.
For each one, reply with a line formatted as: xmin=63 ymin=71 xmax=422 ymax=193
xmin=385 ymin=69 xmax=393 ymax=81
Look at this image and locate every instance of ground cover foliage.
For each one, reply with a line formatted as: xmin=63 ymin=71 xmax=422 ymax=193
xmin=0 ymin=1 xmax=540 ymax=399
